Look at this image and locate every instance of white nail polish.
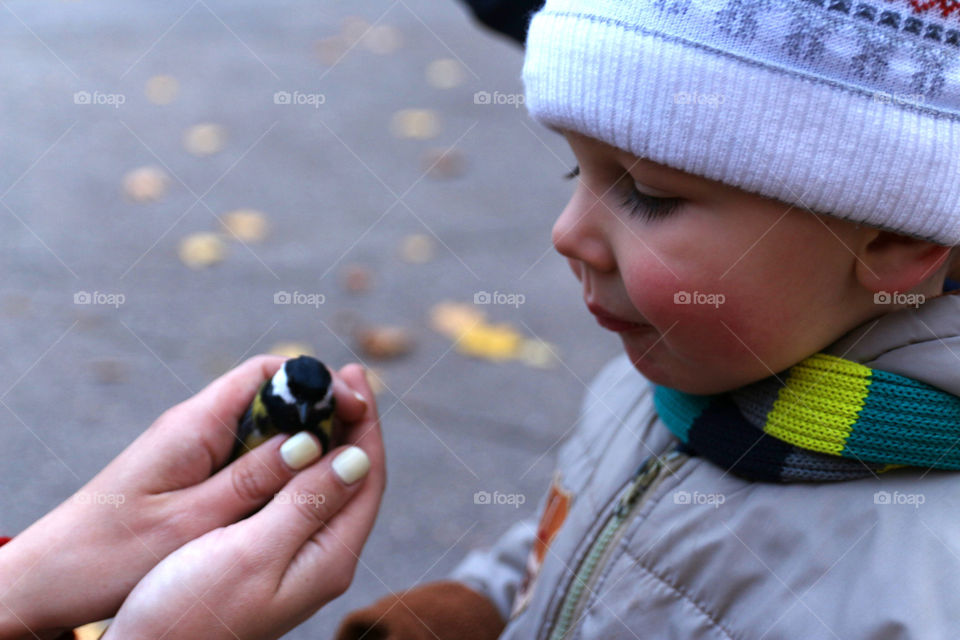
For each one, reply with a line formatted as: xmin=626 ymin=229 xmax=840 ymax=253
xmin=280 ymin=432 xmax=320 ymax=470
xmin=332 ymin=446 xmax=371 ymax=485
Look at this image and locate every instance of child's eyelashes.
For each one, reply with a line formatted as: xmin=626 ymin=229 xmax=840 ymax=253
xmin=620 ymin=187 xmax=682 ymax=221
xmin=562 ymin=163 xmax=681 ymax=221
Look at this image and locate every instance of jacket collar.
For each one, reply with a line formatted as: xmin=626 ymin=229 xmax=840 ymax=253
xmin=823 ymin=281 xmax=960 ymax=397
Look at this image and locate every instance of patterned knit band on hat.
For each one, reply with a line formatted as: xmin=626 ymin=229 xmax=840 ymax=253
xmin=521 ymin=0 xmax=960 ymax=245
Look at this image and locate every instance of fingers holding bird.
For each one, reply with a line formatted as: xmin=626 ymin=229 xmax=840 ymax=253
xmin=262 ymin=362 xmax=385 ymax=602
xmin=245 ymin=441 xmax=373 ymax=593
xmin=314 ymin=363 xmax=386 ymax=567
xmin=184 ymin=429 xmax=329 ymax=529
xmin=132 ymin=357 xmax=377 ymax=530
xmin=163 ymin=352 xmax=364 ymax=454
xmin=172 ymin=357 xmax=374 ymax=514
xmin=331 ymin=369 xmax=369 ymax=424
xmin=335 ymin=363 xmax=381 ymax=460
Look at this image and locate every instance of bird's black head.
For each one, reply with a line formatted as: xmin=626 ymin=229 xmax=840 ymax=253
xmin=284 ymin=356 xmax=333 ymax=403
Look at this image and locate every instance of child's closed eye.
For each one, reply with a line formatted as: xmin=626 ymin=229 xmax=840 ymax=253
xmin=563 ymin=164 xmax=682 ymax=222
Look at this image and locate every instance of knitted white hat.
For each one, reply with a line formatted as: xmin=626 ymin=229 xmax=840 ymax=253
xmin=521 ymin=0 xmax=960 ymax=245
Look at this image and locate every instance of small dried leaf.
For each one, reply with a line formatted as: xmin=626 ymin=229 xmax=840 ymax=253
xmin=178 ymin=232 xmax=226 ymax=269
xmin=1 ymin=294 xmax=31 ymax=318
xmin=221 ymin=209 xmax=268 ymax=243
xmin=315 ymin=35 xmax=350 ymax=66
xmin=90 ymin=358 xmax=126 ymax=384
xmin=341 ymin=16 xmax=370 ymax=42
xmin=341 ymin=263 xmax=372 ymax=293
xmin=183 ymin=123 xmax=226 ymax=156
xmin=356 ymin=325 xmax=413 ymax=360
xmin=421 ymin=147 xmax=465 ymax=179
xmin=362 ymin=25 xmax=402 ymax=54
xmin=399 ymin=233 xmax=435 ymax=263
xmin=123 ymin=166 xmax=169 ymax=202
xmin=425 ymin=58 xmax=465 ymax=89
xmin=145 ymin=74 xmax=179 ymax=105
xmin=269 ymin=342 xmax=316 ymax=359
xmin=389 ymin=109 xmax=440 ymax=140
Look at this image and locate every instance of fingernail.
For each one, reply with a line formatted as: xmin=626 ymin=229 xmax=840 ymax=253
xmin=332 ymin=446 xmax=371 ymax=485
xmin=280 ymin=432 xmax=321 ymax=470
xmin=352 ymin=389 xmax=368 ymax=408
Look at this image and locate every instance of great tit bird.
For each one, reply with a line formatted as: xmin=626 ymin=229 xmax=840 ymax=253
xmin=230 ymin=355 xmax=337 ymax=462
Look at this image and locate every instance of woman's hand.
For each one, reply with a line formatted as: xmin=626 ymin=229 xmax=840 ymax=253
xmin=102 ymin=364 xmax=383 ymax=639
xmin=0 ymin=357 xmax=379 ymax=638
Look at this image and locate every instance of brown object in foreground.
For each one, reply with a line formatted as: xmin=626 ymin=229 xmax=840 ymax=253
xmin=335 ymin=580 xmax=505 ymax=640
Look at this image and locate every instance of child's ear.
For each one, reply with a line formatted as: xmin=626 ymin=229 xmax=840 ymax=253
xmin=854 ymin=229 xmax=952 ymax=294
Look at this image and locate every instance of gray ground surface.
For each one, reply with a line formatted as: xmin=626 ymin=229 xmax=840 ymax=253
xmin=0 ymin=1 xmax=622 ymax=637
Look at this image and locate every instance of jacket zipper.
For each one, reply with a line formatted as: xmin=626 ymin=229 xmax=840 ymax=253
xmin=547 ymin=446 xmax=688 ymax=640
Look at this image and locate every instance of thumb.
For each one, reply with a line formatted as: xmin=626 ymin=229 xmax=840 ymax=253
xmin=245 ymin=444 xmax=371 ymax=556
xmin=185 ymin=431 xmax=326 ymax=527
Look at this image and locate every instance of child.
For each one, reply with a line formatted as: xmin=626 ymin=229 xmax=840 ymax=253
xmin=337 ymin=0 xmax=960 ymax=638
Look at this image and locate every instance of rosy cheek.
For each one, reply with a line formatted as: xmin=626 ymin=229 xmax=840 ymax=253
xmin=620 ymin=256 xmax=705 ymax=327
xmin=621 ymin=257 xmax=759 ymax=356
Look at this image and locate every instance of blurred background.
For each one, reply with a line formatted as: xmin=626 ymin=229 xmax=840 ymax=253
xmin=0 ymin=0 xmax=623 ymax=636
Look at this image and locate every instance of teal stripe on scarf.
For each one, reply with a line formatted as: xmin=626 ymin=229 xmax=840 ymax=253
xmin=843 ymin=368 xmax=960 ymax=469
xmin=652 ymin=385 xmax=713 ymax=443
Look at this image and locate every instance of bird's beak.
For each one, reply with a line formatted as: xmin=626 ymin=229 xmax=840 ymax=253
xmin=296 ymin=401 xmax=310 ymax=425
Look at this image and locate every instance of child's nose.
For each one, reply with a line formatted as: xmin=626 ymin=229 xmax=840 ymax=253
xmin=551 ymin=199 xmax=616 ymax=273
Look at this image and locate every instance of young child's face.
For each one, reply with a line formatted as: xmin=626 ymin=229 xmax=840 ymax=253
xmin=553 ymin=129 xmax=882 ymax=395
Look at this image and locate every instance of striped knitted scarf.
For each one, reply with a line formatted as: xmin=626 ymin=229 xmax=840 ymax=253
xmin=652 ymin=352 xmax=960 ymax=482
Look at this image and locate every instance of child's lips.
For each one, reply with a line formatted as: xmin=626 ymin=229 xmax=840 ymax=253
xmin=586 ymin=302 xmax=650 ymax=333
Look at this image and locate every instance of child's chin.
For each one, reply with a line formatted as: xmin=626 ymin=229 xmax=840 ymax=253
xmin=621 ymin=337 xmax=669 ymax=385
xmin=621 ymin=337 xmax=719 ymax=395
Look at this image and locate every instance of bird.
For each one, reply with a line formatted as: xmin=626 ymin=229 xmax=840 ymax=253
xmin=230 ymin=355 xmax=337 ymax=462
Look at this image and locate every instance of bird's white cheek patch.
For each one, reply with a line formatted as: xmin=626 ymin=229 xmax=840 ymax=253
xmin=314 ymin=381 xmax=334 ymax=410
xmin=271 ymin=366 xmax=296 ymax=404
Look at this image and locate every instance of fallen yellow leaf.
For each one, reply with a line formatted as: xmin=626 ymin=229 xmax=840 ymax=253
xmin=429 ymin=299 xmax=556 ymax=368
xmin=426 ymin=58 xmax=465 ymax=89
xmin=122 ymin=166 xmax=168 ymax=202
xmin=399 ymin=233 xmax=435 ymax=263
xmin=429 ymin=301 xmax=484 ymax=338
xmin=183 ymin=123 xmax=226 ymax=156
xmin=178 ymin=232 xmax=226 ymax=269
xmin=456 ymin=323 xmax=523 ymax=360
xmin=221 ymin=208 xmax=268 ymax=243
xmin=389 ymin=109 xmax=440 ymax=140
xmin=145 ymin=74 xmax=179 ymax=105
